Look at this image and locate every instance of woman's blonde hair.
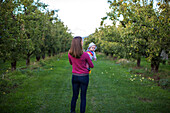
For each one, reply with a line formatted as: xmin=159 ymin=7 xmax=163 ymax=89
xmin=69 ymin=36 xmax=83 ymax=58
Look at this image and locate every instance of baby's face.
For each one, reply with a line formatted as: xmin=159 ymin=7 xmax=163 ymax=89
xmin=89 ymin=45 xmax=96 ymax=51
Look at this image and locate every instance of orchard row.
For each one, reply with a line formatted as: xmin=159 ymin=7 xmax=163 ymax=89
xmin=0 ymin=0 xmax=73 ymax=70
xmin=84 ymin=0 xmax=169 ymax=72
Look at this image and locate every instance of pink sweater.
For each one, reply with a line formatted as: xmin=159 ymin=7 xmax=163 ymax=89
xmin=68 ymin=52 xmax=94 ymax=74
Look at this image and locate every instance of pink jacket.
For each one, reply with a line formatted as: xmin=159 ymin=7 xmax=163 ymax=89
xmin=68 ymin=52 xmax=94 ymax=74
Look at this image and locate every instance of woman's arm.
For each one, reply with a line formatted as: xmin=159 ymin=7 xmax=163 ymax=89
xmin=86 ymin=53 xmax=94 ymax=68
xmin=68 ymin=53 xmax=72 ymax=65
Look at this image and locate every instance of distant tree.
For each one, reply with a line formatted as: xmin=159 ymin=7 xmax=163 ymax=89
xmin=0 ymin=0 xmax=73 ymax=70
xmin=101 ymin=0 xmax=169 ymax=71
xmin=0 ymin=0 xmax=22 ymax=70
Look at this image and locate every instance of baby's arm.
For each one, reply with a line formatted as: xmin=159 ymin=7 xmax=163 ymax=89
xmin=86 ymin=53 xmax=94 ymax=68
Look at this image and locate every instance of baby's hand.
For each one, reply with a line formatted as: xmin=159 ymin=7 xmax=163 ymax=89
xmin=86 ymin=63 xmax=89 ymax=68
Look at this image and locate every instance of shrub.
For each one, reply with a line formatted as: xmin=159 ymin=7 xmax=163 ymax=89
xmin=159 ymin=79 xmax=170 ymax=89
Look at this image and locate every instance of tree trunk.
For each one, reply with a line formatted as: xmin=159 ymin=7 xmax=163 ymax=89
xmin=155 ymin=61 xmax=160 ymax=73
xmin=36 ymin=55 xmax=41 ymax=61
xmin=52 ymin=48 xmax=55 ymax=56
xmin=137 ymin=57 xmax=141 ymax=67
xmin=151 ymin=57 xmax=160 ymax=73
xmin=26 ymin=56 xmax=30 ymax=66
xmin=48 ymin=50 xmax=51 ymax=57
xmin=110 ymin=53 xmax=113 ymax=57
xmin=41 ymin=47 xmax=46 ymax=59
xmin=151 ymin=58 xmax=155 ymax=72
xmin=42 ymin=53 xmax=45 ymax=59
xmin=162 ymin=60 xmax=166 ymax=65
xmin=105 ymin=52 xmax=109 ymax=56
xmin=3 ymin=59 xmax=6 ymax=63
xmin=53 ymin=52 xmax=55 ymax=56
xmin=11 ymin=60 xmax=16 ymax=71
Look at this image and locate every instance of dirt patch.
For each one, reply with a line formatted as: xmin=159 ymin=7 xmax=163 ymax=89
xmin=116 ymin=59 xmax=130 ymax=64
xmin=20 ymin=67 xmax=27 ymax=70
xmin=153 ymin=75 xmax=160 ymax=81
xmin=138 ymin=97 xmax=152 ymax=103
xmin=135 ymin=72 xmax=144 ymax=75
xmin=96 ymin=52 xmax=104 ymax=55
xmin=31 ymin=67 xmax=38 ymax=70
xmin=132 ymin=66 xmax=143 ymax=69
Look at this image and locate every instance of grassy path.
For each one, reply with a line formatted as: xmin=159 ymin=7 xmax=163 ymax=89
xmin=0 ymin=53 xmax=169 ymax=113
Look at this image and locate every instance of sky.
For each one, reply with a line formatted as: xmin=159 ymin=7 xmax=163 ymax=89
xmin=40 ymin=0 xmax=112 ymax=37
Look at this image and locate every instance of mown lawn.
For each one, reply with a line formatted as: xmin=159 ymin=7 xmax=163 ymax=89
xmin=0 ymin=53 xmax=170 ymax=113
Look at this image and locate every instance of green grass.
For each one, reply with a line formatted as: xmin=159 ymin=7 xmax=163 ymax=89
xmin=0 ymin=55 xmax=36 ymax=76
xmin=119 ymin=57 xmax=170 ymax=90
xmin=0 ymin=53 xmax=170 ymax=113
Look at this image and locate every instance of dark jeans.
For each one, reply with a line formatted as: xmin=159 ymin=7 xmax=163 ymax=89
xmin=71 ymin=74 xmax=89 ymax=113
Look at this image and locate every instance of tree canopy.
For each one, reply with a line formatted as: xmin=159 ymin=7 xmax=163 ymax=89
xmin=0 ymin=0 xmax=73 ymax=70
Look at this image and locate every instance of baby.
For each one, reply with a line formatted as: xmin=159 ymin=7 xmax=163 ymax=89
xmin=86 ymin=42 xmax=97 ymax=73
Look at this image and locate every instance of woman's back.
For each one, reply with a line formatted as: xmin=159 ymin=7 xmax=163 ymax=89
xmin=68 ymin=52 xmax=94 ymax=74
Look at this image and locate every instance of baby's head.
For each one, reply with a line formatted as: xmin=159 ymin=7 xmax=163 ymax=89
xmin=88 ymin=42 xmax=97 ymax=52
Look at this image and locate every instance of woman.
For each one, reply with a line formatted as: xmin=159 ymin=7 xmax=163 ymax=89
xmin=68 ymin=36 xmax=94 ymax=113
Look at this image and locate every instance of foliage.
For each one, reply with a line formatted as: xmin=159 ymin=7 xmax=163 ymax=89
xmin=0 ymin=0 xmax=73 ymax=71
xmin=87 ymin=0 xmax=170 ymax=72
xmin=84 ymin=25 xmax=123 ymax=57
